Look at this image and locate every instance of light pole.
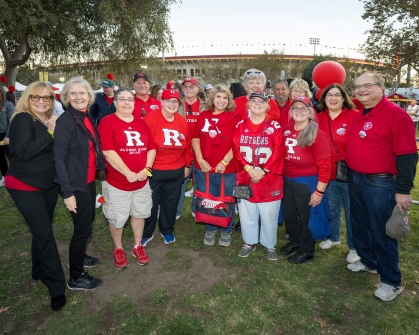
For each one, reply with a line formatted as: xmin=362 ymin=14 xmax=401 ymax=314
xmin=309 ymin=38 xmax=320 ymax=56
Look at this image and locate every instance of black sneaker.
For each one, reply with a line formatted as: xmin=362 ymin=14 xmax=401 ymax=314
xmin=67 ymin=254 xmax=101 ymax=269
xmin=67 ymin=272 xmax=103 ymax=291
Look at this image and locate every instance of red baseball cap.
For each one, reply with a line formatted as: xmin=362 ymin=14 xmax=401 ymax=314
xmin=182 ymin=78 xmax=198 ymax=86
xmin=290 ymin=97 xmax=313 ymax=108
xmin=161 ymin=89 xmax=180 ymax=101
xmin=166 ymin=80 xmax=176 ymax=89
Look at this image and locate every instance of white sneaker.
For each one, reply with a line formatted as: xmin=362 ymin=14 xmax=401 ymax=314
xmin=319 ymin=239 xmax=340 ymax=249
xmin=184 ymin=187 xmax=194 ymax=197
xmin=374 ymin=282 xmax=402 ymax=302
xmin=175 ymin=215 xmax=180 ymax=220
xmin=0 ymin=177 xmax=4 ymax=187
xmin=346 ymin=250 xmax=361 ymax=263
xmin=347 ymin=260 xmax=377 ymax=273
xmin=191 ymin=212 xmax=195 ymax=218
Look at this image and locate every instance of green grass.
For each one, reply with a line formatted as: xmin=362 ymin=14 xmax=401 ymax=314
xmin=0 ymin=175 xmax=418 ymax=334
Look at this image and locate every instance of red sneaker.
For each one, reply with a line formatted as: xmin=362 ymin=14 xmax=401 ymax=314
xmin=113 ymin=247 xmax=128 ymax=270
xmin=131 ymin=245 xmax=149 ymax=265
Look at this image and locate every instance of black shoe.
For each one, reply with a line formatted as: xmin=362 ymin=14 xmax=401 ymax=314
xmin=287 ymin=250 xmax=314 ymax=264
xmin=67 ymin=272 xmax=103 ymax=291
xmin=67 ymin=254 xmax=101 ymax=269
xmin=51 ymin=294 xmax=66 ymax=311
xmin=280 ymin=242 xmax=298 ymax=255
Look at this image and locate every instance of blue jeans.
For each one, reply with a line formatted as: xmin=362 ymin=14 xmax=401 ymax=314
xmin=326 ymin=180 xmax=355 ymax=249
xmin=194 ymin=167 xmax=236 ymax=233
xmin=349 ymin=170 xmax=400 ymax=286
xmin=176 ymin=174 xmax=190 ymax=216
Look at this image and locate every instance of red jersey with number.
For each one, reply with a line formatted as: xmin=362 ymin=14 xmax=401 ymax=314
xmin=98 ymin=113 xmax=158 ymax=191
xmin=234 ymin=96 xmax=281 ymax=123
xmin=346 ymin=97 xmax=417 ymax=174
xmin=233 ymin=118 xmax=285 ymax=202
xmin=144 ymin=111 xmax=192 ymax=170
xmin=318 ymin=108 xmax=358 ymax=181
xmin=282 ymin=125 xmax=331 ymax=183
xmin=193 ymin=110 xmax=241 ymax=173
xmin=133 ymin=94 xmax=161 ymax=118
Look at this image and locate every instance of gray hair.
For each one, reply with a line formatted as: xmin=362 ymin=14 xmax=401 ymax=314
xmin=355 ymin=73 xmax=385 ymax=87
xmin=289 ymin=105 xmax=318 ymax=147
xmin=242 ymin=68 xmax=266 ymax=88
xmin=61 ymin=76 xmax=95 ymax=108
xmin=272 ymin=78 xmax=289 ymax=89
xmin=114 ymin=88 xmax=134 ymax=100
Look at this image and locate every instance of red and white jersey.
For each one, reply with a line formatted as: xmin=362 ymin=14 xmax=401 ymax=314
xmin=144 ymin=110 xmax=192 ymax=170
xmin=233 ymin=117 xmax=285 ymax=202
xmin=98 ymin=113 xmax=158 ymax=191
xmin=282 ymin=124 xmax=331 ymax=183
xmin=133 ymin=94 xmax=161 ymax=118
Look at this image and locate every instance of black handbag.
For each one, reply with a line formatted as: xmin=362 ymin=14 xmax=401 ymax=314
xmin=232 ymin=185 xmax=253 ymax=199
xmin=327 ymin=118 xmax=348 ymax=183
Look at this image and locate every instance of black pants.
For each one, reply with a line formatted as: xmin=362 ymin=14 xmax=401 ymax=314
xmin=69 ymin=182 xmax=96 ymax=280
xmin=7 ymin=185 xmax=66 ymax=297
xmin=144 ymin=167 xmax=184 ymax=238
xmin=282 ymin=179 xmax=315 ymax=256
xmin=0 ymin=132 xmax=9 ymax=176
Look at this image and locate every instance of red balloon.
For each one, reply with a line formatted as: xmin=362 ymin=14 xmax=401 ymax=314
xmin=312 ymin=61 xmax=346 ymax=88
xmin=316 ymin=88 xmax=324 ymax=101
xmin=107 ymin=73 xmax=114 ymax=80
xmin=8 ymin=85 xmax=16 ymax=93
xmin=0 ymin=75 xmax=7 ymax=84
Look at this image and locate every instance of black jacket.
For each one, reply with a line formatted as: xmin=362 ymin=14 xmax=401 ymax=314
xmin=89 ymin=93 xmax=116 ymax=125
xmin=7 ymin=112 xmax=56 ymax=190
xmin=53 ymin=106 xmax=95 ymax=198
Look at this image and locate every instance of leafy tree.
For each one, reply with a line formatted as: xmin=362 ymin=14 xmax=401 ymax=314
xmin=360 ymin=0 xmax=419 ymax=73
xmin=0 ymin=0 xmax=177 ymax=85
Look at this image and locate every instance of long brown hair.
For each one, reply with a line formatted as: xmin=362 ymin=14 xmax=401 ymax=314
xmin=318 ymin=83 xmax=356 ymax=112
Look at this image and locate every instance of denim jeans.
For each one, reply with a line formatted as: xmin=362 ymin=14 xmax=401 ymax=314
xmin=349 ymin=170 xmax=400 ymax=286
xmin=326 ymin=180 xmax=355 ymax=249
xmin=238 ymin=199 xmax=281 ymax=248
xmin=176 ymin=174 xmax=190 ymax=216
xmin=194 ymin=167 xmax=236 ymax=233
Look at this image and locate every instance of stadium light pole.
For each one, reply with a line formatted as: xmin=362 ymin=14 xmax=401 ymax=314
xmin=309 ymin=38 xmax=320 ymax=56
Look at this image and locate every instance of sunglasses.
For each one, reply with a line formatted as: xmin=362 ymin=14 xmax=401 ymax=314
xmin=246 ymin=71 xmax=261 ymax=75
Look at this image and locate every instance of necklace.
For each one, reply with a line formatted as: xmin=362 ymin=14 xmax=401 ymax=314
xmin=34 ymin=115 xmax=48 ymax=126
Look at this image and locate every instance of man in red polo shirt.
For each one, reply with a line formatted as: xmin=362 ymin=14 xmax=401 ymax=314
xmin=132 ymin=72 xmax=161 ymax=118
xmin=346 ymin=73 xmax=418 ymax=302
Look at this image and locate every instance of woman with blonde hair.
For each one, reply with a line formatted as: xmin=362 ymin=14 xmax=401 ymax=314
xmin=54 ymin=76 xmax=103 ymax=291
xmin=5 ymin=81 xmax=66 ymax=310
xmin=192 ymin=84 xmax=241 ymax=246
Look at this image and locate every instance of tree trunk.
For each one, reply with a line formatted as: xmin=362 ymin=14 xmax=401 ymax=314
xmin=4 ymin=63 xmax=19 ymax=86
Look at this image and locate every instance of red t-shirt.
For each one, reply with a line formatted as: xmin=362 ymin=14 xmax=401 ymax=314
xmin=233 ymin=118 xmax=285 ymax=202
xmin=4 ymin=175 xmax=41 ymax=191
xmin=184 ymin=99 xmax=201 ymax=139
xmin=280 ymin=105 xmax=292 ymax=129
xmin=144 ymin=111 xmax=192 ymax=170
xmin=83 ymin=113 xmax=96 ymax=183
xmin=98 ymin=113 xmax=158 ymax=191
xmin=318 ymin=108 xmax=358 ymax=180
xmin=104 ymin=95 xmax=114 ymax=106
xmin=346 ymin=96 xmax=417 ymax=174
xmin=282 ymin=124 xmax=331 ymax=183
xmin=234 ymin=96 xmax=281 ymax=122
xmin=275 ymin=98 xmax=291 ymax=113
xmin=133 ymin=94 xmax=161 ymax=118
xmin=193 ymin=110 xmax=242 ymax=173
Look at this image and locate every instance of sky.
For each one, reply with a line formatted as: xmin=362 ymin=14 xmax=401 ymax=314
xmin=166 ymin=0 xmax=373 ymax=59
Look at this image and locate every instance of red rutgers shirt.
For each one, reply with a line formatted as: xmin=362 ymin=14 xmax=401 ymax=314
xmin=234 ymin=96 xmax=281 ymax=123
xmin=133 ymin=94 xmax=161 ymax=118
xmin=193 ymin=110 xmax=241 ymax=173
xmin=318 ymin=108 xmax=358 ymax=181
xmin=98 ymin=114 xmax=158 ymax=191
xmin=233 ymin=118 xmax=285 ymax=202
xmin=144 ymin=111 xmax=192 ymax=170
xmin=282 ymin=125 xmax=331 ymax=183
xmin=346 ymin=97 xmax=417 ymax=174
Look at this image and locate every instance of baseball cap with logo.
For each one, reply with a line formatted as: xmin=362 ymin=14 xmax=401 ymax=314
xmin=161 ymin=89 xmax=181 ymax=101
xmin=386 ymin=205 xmax=411 ymax=239
xmin=101 ymin=79 xmax=115 ymax=88
xmin=205 ymin=84 xmax=213 ymax=91
xmin=182 ymin=78 xmax=198 ymax=86
xmin=133 ymin=72 xmax=149 ymax=83
xmin=290 ymin=97 xmax=313 ymax=108
xmin=166 ymin=80 xmax=176 ymax=89
xmin=249 ymin=92 xmax=268 ymax=102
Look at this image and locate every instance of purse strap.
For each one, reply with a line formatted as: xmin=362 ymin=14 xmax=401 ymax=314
xmin=205 ymin=172 xmax=225 ymax=200
xmin=327 ymin=116 xmax=341 ymax=161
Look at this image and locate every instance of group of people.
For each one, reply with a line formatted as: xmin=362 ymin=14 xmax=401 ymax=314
xmin=2 ymin=68 xmax=417 ymax=312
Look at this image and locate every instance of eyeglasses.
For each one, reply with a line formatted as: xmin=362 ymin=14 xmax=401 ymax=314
xmin=354 ymin=83 xmax=380 ymax=91
xmin=30 ymin=95 xmax=53 ymax=102
xmin=291 ymin=107 xmax=309 ymax=113
xmin=246 ymin=71 xmax=261 ymax=75
xmin=183 ymin=85 xmax=196 ymax=91
xmin=326 ymin=93 xmax=342 ymax=98
xmin=116 ymin=98 xmax=134 ymax=103
xmin=249 ymin=99 xmax=266 ymax=104
xmin=165 ymin=99 xmax=179 ymax=105
xmin=291 ymin=89 xmax=306 ymax=95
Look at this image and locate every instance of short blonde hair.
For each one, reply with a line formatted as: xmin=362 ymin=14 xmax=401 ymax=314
xmin=12 ymin=81 xmax=55 ymax=121
xmin=205 ymin=84 xmax=236 ymax=111
xmin=289 ymin=78 xmax=313 ymax=99
xmin=61 ymin=76 xmax=95 ymax=108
